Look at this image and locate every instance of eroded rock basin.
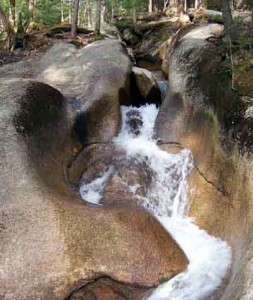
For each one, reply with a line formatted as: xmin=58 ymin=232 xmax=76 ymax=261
xmin=1 ymin=30 xmax=253 ymax=300
xmin=79 ymin=103 xmax=232 ymax=300
xmin=0 ymin=41 xmax=186 ymax=300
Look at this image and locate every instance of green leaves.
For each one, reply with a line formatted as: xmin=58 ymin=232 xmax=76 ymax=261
xmin=35 ymin=0 xmax=61 ymax=25
xmin=1 ymin=0 xmax=151 ymax=30
xmin=107 ymin=0 xmax=148 ymax=14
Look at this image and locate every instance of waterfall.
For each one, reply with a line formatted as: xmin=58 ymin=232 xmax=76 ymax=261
xmin=80 ymin=104 xmax=232 ymax=300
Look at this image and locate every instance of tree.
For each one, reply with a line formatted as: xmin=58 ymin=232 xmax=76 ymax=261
xmin=0 ymin=3 xmax=15 ymax=49
xmin=132 ymin=1 xmax=136 ymax=22
xmin=35 ymin=0 xmax=61 ymax=25
xmin=246 ymin=0 xmax=253 ymax=37
xmin=71 ymin=0 xmax=80 ymax=37
xmin=85 ymin=0 xmax=92 ymax=27
xmin=149 ymin=0 xmax=152 ymax=12
xmin=9 ymin=0 xmax=16 ymax=25
xmin=221 ymin=0 xmax=237 ymax=40
xmin=68 ymin=0 xmax=72 ymax=23
xmin=178 ymin=0 xmax=184 ymax=23
xmin=101 ymin=0 xmax=108 ymax=23
xmin=95 ymin=0 xmax=101 ymax=34
xmin=29 ymin=0 xmax=36 ymax=22
xmin=61 ymin=0 xmax=64 ymax=22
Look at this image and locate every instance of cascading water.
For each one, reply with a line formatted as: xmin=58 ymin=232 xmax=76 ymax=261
xmin=80 ymin=167 xmax=113 ymax=205
xmin=80 ymin=104 xmax=232 ymax=300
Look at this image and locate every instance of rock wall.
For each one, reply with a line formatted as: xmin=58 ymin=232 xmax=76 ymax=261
xmin=156 ymin=24 xmax=253 ymax=299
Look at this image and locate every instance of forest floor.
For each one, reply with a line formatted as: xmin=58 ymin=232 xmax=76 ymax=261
xmin=0 ymin=27 xmax=100 ymax=67
xmin=1 ymin=19 xmax=253 ymax=99
xmin=0 ymin=32 xmax=53 ymax=66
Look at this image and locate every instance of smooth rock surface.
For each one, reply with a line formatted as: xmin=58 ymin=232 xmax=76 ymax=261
xmin=132 ymin=66 xmax=161 ymax=106
xmin=38 ymin=40 xmax=132 ymax=145
xmin=0 ymin=75 xmax=188 ymax=299
xmin=155 ymin=23 xmax=253 ymax=300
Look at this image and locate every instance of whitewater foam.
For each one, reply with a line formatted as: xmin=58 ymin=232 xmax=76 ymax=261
xmin=79 ymin=166 xmax=113 ymax=205
xmin=79 ymin=103 xmax=232 ymax=300
xmin=115 ymin=104 xmax=232 ymax=300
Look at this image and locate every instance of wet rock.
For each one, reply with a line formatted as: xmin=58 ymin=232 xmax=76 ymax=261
xmin=103 ymin=173 xmax=135 ymax=204
xmin=73 ymin=144 xmax=152 ymax=206
xmin=155 ymin=24 xmax=253 ymax=300
xmin=131 ymin=67 xmax=162 ymax=106
xmin=102 ymin=148 xmax=153 ymax=206
xmin=0 ymin=79 xmax=188 ymax=299
xmin=126 ymin=109 xmax=143 ymax=136
xmin=68 ymin=277 xmax=148 ymax=300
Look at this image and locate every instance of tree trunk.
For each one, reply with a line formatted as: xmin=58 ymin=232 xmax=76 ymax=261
xmin=133 ymin=4 xmax=137 ymax=23
xmin=194 ymin=0 xmax=198 ymax=9
xmin=78 ymin=0 xmax=83 ymax=26
xmin=101 ymin=0 xmax=105 ymax=23
xmin=111 ymin=4 xmax=114 ymax=22
xmin=61 ymin=0 xmax=64 ymax=23
xmin=9 ymin=0 xmax=16 ymax=26
xmin=164 ymin=0 xmax=169 ymax=11
xmin=221 ymin=0 xmax=236 ymax=40
xmin=86 ymin=0 xmax=92 ymax=28
xmin=149 ymin=0 xmax=153 ymax=12
xmin=184 ymin=0 xmax=187 ymax=12
xmin=28 ymin=0 xmax=35 ymax=22
xmin=251 ymin=9 xmax=253 ymax=38
xmin=95 ymin=0 xmax=102 ymax=34
xmin=71 ymin=0 xmax=80 ymax=37
xmin=68 ymin=0 xmax=72 ymax=24
xmin=0 ymin=4 xmax=15 ymax=50
xmin=178 ymin=0 xmax=184 ymax=22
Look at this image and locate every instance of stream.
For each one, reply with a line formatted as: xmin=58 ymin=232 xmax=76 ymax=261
xmin=80 ymin=103 xmax=232 ymax=300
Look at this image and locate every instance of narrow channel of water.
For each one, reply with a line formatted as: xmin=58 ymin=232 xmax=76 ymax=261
xmin=80 ymin=104 xmax=232 ymax=300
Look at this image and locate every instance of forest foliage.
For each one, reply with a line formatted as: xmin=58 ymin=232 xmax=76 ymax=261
xmin=0 ymin=0 xmax=253 ymax=50
xmin=0 ymin=0 xmax=155 ymax=26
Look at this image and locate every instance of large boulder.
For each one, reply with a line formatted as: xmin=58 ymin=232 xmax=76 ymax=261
xmin=0 ymin=56 xmax=40 ymax=79
xmin=131 ymin=66 xmax=161 ymax=106
xmin=0 ymin=74 xmax=188 ymax=299
xmin=167 ymin=24 xmax=224 ymax=108
xmin=155 ymin=24 xmax=253 ymax=300
xmin=37 ymin=39 xmax=132 ymax=187
xmin=38 ymin=40 xmax=132 ymax=145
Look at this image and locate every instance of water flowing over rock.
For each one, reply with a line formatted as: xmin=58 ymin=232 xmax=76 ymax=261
xmin=156 ymin=23 xmax=253 ymax=299
xmin=109 ymin=104 xmax=231 ymax=300
xmin=0 ymin=40 xmax=188 ymax=299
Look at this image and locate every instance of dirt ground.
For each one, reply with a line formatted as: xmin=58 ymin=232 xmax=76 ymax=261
xmin=0 ymin=27 xmax=98 ymax=68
